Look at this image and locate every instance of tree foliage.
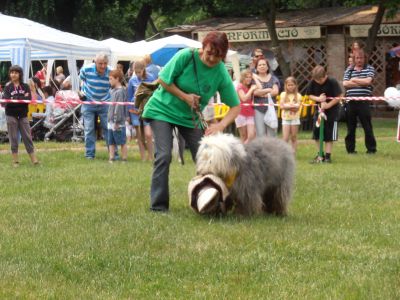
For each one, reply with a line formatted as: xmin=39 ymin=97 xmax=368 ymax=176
xmin=1 ymin=0 xmax=398 ymax=52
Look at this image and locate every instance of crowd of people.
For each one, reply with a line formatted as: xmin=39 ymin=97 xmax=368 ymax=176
xmin=0 ymin=33 xmax=378 ymax=211
xmin=233 ymin=42 xmax=376 ymax=163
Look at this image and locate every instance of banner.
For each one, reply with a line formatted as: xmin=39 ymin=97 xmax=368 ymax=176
xmin=350 ymin=24 xmax=400 ymax=38
xmin=196 ymin=27 xmax=321 ymax=42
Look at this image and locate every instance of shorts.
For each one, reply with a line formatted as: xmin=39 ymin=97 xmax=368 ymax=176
xmin=312 ymin=116 xmax=338 ymax=142
xmin=235 ymin=114 xmax=255 ymax=128
xmin=282 ymin=119 xmax=300 ymax=126
xmin=107 ymin=127 xmax=127 ymax=145
xmin=130 ymin=112 xmax=150 ymax=127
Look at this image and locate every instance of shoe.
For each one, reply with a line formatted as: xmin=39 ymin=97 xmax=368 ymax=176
xmin=13 ymin=161 xmax=19 ymax=168
xmin=366 ymin=150 xmax=376 ymax=154
xmin=310 ymin=156 xmax=324 ymax=164
xmin=86 ymin=156 xmax=95 ymax=160
xmin=150 ymin=208 xmax=169 ymax=213
xmin=33 ymin=161 xmax=40 ymax=165
xmin=121 ymin=159 xmax=127 ymax=163
xmin=108 ymin=159 xmax=114 ymax=164
xmin=324 ymin=157 xmax=332 ymax=163
xmin=347 ymin=151 xmax=357 ymax=154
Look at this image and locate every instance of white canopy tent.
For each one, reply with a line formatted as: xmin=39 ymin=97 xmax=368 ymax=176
xmin=100 ymin=38 xmax=147 ymax=67
xmin=0 ymin=13 xmax=111 ymax=90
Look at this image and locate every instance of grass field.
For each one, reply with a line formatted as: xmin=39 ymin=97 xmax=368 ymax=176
xmin=0 ymin=119 xmax=399 ymax=299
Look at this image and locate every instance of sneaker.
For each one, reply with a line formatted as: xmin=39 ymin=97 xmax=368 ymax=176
xmin=310 ymin=155 xmax=324 ymax=164
xmin=324 ymin=157 xmax=332 ymax=163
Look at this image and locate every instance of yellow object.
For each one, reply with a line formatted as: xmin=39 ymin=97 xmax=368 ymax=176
xmin=224 ymin=171 xmax=237 ymax=189
xmin=300 ymin=95 xmax=315 ymax=118
xmin=214 ymin=103 xmax=230 ymax=120
xmin=278 ymin=95 xmax=315 ymax=119
xmin=28 ymin=103 xmax=46 ymax=120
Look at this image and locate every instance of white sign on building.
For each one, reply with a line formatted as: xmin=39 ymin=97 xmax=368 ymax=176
xmin=196 ymin=26 xmax=321 ymax=42
xmin=350 ymin=24 xmax=400 ymax=37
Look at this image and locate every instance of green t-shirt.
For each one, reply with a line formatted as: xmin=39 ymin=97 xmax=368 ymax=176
xmin=142 ymin=48 xmax=239 ymax=128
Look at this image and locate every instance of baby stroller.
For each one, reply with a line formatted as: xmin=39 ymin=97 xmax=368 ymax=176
xmin=0 ymin=105 xmax=8 ymax=143
xmin=42 ymin=90 xmax=84 ymax=142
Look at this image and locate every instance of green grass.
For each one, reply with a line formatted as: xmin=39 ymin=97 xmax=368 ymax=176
xmin=0 ymin=119 xmax=399 ymax=299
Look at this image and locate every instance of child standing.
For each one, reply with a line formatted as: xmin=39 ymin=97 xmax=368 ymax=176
xmin=235 ymin=69 xmax=257 ymax=143
xmin=280 ymin=77 xmax=302 ymax=153
xmin=127 ymin=60 xmax=155 ymax=161
xmin=2 ymin=65 xmax=39 ymax=166
xmin=107 ymin=70 xmax=129 ymax=163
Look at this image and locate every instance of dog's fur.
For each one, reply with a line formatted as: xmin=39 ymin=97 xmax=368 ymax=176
xmin=196 ymin=133 xmax=295 ymax=216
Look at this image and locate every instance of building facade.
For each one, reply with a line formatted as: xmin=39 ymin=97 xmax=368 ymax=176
xmin=164 ymin=5 xmax=400 ymax=98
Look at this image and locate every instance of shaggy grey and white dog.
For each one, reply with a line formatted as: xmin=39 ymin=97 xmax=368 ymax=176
xmin=196 ymin=133 xmax=295 ymax=216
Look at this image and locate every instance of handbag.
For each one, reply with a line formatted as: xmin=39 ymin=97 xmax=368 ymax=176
xmin=134 ymin=80 xmax=159 ymax=117
xmin=263 ymin=94 xmax=278 ymax=129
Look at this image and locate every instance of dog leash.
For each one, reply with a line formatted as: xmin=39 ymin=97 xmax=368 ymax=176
xmin=191 ymin=49 xmax=208 ymax=130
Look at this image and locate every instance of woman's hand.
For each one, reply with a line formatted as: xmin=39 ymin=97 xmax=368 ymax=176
xmin=183 ymin=93 xmax=201 ymax=110
xmin=205 ymin=105 xmax=240 ymax=136
xmin=205 ymin=122 xmax=225 ymax=136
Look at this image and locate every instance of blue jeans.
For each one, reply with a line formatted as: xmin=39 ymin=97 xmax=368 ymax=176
xmin=149 ymin=120 xmax=203 ymax=211
xmin=82 ymin=104 xmax=108 ymax=158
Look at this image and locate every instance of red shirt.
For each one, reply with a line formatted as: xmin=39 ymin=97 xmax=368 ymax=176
xmin=236 ymin=83 xmax=255 ymax=117
xmin=35 ymin=70 xmax=46 ymax=88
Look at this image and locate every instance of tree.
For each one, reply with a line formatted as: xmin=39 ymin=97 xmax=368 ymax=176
xmin=365 ymin=0 xmax=387 ymax=56
xmin=262 ymin=1 xmax=291 ymax=78
xmin=344 ymin=0 xmax=399 ymax=56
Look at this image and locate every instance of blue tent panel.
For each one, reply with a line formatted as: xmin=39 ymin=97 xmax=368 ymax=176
xmin=150 ymin=47 xmax=184 ymax=66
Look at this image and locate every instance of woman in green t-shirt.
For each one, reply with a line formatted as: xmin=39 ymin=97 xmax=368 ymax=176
xmin=142 ymin=31 xmax=240 ymax=212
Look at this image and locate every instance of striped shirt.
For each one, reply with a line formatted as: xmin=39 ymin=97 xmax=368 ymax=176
xmin=343 ymin=64 xmax=375 ymax=97
xmin=79 ymin=63 xmax=111 ymax=101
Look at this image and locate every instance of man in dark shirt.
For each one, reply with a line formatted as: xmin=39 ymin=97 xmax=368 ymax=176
xmin=306 ymin=65 xmax=342 ymax=163
xmin=343 ymin=48 xmax=377 ymax=154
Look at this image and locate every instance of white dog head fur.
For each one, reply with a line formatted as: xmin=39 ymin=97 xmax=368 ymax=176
xmin=196 ymin=133 xmax=246 ymax=181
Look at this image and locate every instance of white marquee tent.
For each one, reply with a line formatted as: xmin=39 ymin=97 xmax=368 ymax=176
xmin=99 ymin=38 xmax=147 ymax=67
xmin=0 ymin=13 xmax=111 ymax=90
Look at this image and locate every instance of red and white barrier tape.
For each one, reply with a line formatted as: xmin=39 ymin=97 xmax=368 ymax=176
xmin=1 ymin=96 xmax=400 ymax=107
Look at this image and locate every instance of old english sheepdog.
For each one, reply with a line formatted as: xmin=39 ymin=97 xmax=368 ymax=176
xmin=193 ymin=133 xmax=295 ymax=216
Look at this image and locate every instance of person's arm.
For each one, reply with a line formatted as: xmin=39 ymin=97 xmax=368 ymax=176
xmin=308 ymin=93 xmax=326 ymax=103
xmin=348 ymin=77 xmax=373 ymax=86
xmin=279 ymin=92 xmax=290 ymax=110
xmin=321 ymin=93 xmax=343 ymax=110
xmin=24 ymin=84 xmax=32 ymax=102
xmin=159 ymin=79 xmax=200 ymax=110
xmin=205 ymin=104 xmax=240 ymax=136
xmin=253 ymin=85 xmax=275 ymax=97
xmin=237 ymin=86 xmax=256 ymax=102
xmin=127 ymin=79 xmax=135 ymax=102
xmin=253 ymin=81 xmax=278 ymax=97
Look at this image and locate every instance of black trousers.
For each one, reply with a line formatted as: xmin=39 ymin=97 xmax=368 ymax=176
xmin=345 ymin=101 xmax=377 ymax=153
xmin=149 ymin=120 xmax=204 ymax=211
